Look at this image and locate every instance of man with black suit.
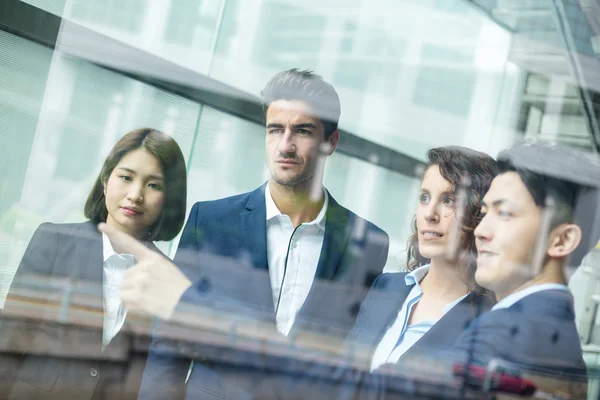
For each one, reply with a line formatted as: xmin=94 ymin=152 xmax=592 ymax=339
xmin=110 ymin=69 xmax=390 ymax=399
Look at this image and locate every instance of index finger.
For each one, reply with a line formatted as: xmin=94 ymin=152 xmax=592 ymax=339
xmin=98 ymin=223 xmax=156 ymax=261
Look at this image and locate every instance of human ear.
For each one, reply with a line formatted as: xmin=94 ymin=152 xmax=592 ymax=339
xmin=325 ymin=130 xmax=340 ymax=155
xmin=547 ymin=224 xmax=582 ymax=259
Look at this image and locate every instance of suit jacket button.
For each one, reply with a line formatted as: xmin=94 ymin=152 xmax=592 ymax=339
xmin=89 ymin=368 xmax=98 ymax=378
xmin=198 ymin=277 xmax=211 ymax=293
xmin=349 ymin=302 xmax=361 ymax=317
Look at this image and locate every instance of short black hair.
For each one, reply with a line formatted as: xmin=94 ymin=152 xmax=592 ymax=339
xmin=497 ymin=140 xmax=600 ymax=266
xmin=498 ymin=159 xmax=579 ymax=228
xmin=84 ymin=128 xmax=187 ymax=241
xmin=260 ymin=68 xmax=341 ymax=139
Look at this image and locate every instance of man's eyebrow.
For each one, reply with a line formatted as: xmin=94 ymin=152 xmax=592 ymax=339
xmin=117 ymin=167 xmax=163 ymax=181
xmin=481 ymin=198 xmax=508 ymax=208
xmin=266 ymin=123 xmax=285 ymax=129
xmin=292 ymin=123 xmax=318 ymax=130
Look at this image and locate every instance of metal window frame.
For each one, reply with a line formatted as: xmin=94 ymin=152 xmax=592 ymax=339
xmin=0 ymin=0 xmax=425 ymax=177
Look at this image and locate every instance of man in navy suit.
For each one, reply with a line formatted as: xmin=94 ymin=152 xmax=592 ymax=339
xmin=451 ymin=141 xmax=598 ymax=371
xmin=108 ymin=69 xmax=389 ymax=399
xmin=171 ymin=69 xmax=389 ymax=335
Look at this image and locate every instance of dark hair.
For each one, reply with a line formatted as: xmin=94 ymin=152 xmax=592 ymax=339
xmin=497 ymin=159 xmax=578 ymax=228
xmin=260 ymin=68 xmax=341 ymax=139
xmin=406 ymin=146 xmax=497 ymax=293
xmin=84 ymin=128 xmax=187 ymax=241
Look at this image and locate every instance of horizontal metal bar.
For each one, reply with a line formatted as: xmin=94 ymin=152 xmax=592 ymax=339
xmin=0 ymin=0 xmax=60 ymax=48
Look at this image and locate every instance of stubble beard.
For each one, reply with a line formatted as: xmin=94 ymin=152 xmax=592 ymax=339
xmin=270 ymin=164 xmax=317 ymax=190
xmin=272 ymin=170 xmax=309 ymax=187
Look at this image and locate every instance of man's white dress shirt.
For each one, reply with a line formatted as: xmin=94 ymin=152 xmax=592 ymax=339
xmin=265 ymin=184 xmax=328 ymax=336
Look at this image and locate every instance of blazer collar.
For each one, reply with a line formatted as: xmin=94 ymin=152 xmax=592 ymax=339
xmin=315 ymin=191 xmax=350 ymax=281
xmin=264 ymin=183 xmax=329 ymax=232
xmin=250 ymin=184 xmax=352 ymax=281
xmin=405 ymin=291 xmax=492 ymax=357
xmin=73 ymin=221 xmax=104 ymax=285
xmin=240 ymin=185 xmax=272 ymax=314
xmin=240 ymin=184 xmax=268 ymax=272
xmin=245 ymin=183 xmax=267 ymax=212
xmin=353 ymin=275 xmax=413 ymax=342
xmin=297 ymin=194 xmax=354 ymax=324
xmin=242 ymin=183 xmax=352 ymax=281
xmin=240 ymin=184 xmax=355 ymax=316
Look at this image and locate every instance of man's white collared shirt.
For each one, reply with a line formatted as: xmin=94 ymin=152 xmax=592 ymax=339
xmin=102 ymin=232 xmax=134 ymax=347
xmin=265 ymin=184 xmax=328 ymax=336
xmin=492 ymin=283 xmax=570 ymax=311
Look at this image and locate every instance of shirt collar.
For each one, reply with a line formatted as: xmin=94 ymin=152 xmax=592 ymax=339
xmin=102 ymin=232 xmax=141 ymax=263
xmin=404 ymin=264 xmax=467 ymax=314
xmin=265 ymin=183 xmax=329 ymax=231
xmin=492 ymin=283 xmax=570 ymax=311
xmin=405 ymin=264 xmax=430 ymax=286
xmin=102 ymin=232 xmax=117 ymax=262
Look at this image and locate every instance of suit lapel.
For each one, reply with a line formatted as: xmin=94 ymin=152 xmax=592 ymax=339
xmin=315 ymin=193 xmax=350 ymax=280
xmin=73 ymin=221 xmax=104 ymax=286
xmin=297 ymin=194 xmax=351 ymax=321
xmin=346 ymin=276 xmax=412 ymax=350
xmin=64 ymin=222 xmax=105 ymax=355
xmin=405 ymin=292 xmax=482 ymax=357
xmin=369 ymin=280 xmax=413 ymax=339
xmin=239 ymin=184 xmax=273 ymax=314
